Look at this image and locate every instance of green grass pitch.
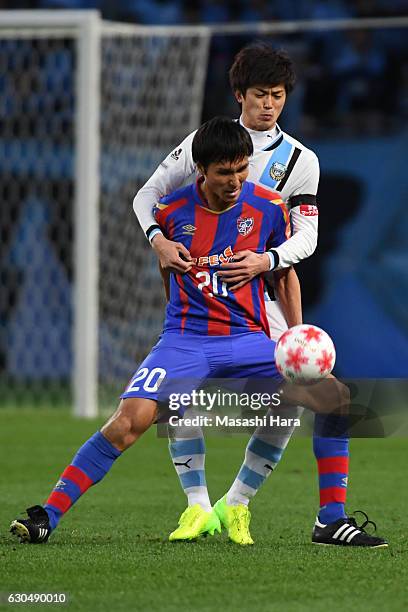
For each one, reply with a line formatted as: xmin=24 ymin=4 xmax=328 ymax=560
xmin=1 ymin=409 xmax=407 ymax=611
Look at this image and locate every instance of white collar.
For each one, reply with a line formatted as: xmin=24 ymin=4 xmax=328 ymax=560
xmin=238 ymin=117 xmax=282 ymax=150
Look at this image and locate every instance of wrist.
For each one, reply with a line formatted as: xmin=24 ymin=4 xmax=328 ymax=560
xmin=151 ymin=231 xmax=165 ymax=249
xmin=265 ymin=250 xmax=279 ymax=271
xmin=146 ymin=223 xmax=163 ymax=244
xmin=261 ymin=252 xmax=272 ymax=273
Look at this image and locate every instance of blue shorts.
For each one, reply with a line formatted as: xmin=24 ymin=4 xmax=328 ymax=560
xmin=121 ymin=331 xmax=281 ymax=402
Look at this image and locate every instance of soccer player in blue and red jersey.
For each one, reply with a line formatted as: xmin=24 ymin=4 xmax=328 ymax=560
xmin=9 ymin=117 xmax=291 ymax=544
xmin=10 ymin=118 xmax=387 ymax=548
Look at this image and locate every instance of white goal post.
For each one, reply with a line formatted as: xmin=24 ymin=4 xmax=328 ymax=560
xmin=0 ymin=11 xmax=406 ymax=417
xmin=0 ymin=10 xmax=210 ymax=417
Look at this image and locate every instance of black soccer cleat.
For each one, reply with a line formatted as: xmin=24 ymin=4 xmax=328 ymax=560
xmin=10 ymin=505 xmax=51 ymax=544
xmin=312 ymin=510 xmax=388 ymax=548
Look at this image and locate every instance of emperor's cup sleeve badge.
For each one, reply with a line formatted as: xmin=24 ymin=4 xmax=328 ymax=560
xmin=300 ymin=204 xmax=318 ymax=216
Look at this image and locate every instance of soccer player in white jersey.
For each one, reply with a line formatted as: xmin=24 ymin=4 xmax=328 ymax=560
xmin=134 ymin=43 xmax=319 ymax=341
xmin=132 ymin=43 xmax=386 ymax=547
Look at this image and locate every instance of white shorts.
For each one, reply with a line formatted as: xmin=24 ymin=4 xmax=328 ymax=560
xmin=265 ymin=299 xmax=288 ymax=342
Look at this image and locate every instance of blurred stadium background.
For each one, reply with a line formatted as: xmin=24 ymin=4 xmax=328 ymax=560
xmin=0 ymin=0 xmax=407 ymax=416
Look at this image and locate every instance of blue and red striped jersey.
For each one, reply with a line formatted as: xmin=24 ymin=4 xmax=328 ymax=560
xmin=154 ymin=179 xmax=290 ymax=336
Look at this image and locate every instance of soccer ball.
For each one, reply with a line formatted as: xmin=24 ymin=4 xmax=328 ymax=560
xmin=274 ymin=324 xmax=336 ymax=383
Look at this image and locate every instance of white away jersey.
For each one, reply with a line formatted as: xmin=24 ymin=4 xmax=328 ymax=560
xmin=133 ymin=120 xmax=319 ymax=269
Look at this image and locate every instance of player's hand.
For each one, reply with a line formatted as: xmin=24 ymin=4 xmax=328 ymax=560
xmin=151 ymin=234 xmax=193 ymax=274
xmin=218 ymin=250 xmax=270 ymax=290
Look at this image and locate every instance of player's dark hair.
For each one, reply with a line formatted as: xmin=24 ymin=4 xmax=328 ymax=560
xmin=229 ymin=42 xmax=296 ymax=95
xmin=192 ymin=116 xmax=253 ymax=171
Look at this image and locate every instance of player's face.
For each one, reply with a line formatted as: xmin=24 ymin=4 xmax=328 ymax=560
xmin=200 ymin=158 xmax=249 ymax=209
xmin=236 ymin=84 xmax=286 ymax=131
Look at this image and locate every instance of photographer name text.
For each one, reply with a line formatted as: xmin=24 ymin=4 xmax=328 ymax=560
xmin=168 ymin=414 xmax=301 ymax=428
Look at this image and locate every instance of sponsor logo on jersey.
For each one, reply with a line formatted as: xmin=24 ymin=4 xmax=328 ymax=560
xmin=269 ymin=161 xmax=287 ymax=181
xmin=300 ymin=204 xmax=318 ymax=216
xmin=191 ymin=245 xmax=234 ymax=267
xmin=182 ymin=224 xmax=196 ymax=235
xmin=237 ymin=216 xmax=254 ymax=236
xmin=170 ymin=147 xmax=182 ymax=161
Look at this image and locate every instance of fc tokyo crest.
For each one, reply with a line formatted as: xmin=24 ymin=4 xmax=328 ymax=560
xmin=270 ymin=161 xmax=287 ymax=181
xmin=237 ymin=216 xmax=254 ymax=236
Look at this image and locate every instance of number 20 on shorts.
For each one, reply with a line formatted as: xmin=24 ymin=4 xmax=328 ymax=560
xmin=125 ymin=367 xmax=167 ymax=394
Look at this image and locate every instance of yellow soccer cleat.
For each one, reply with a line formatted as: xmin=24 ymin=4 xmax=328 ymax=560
xmin=169 ymin=504 xmax=221 ymax=542
xmin=213 ymin=495 xmax=254 ymax=545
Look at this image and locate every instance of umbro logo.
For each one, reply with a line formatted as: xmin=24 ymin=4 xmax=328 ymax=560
xmin=170 ymin=148 xmax=182 ymax=161
xmin=182 ymin=224 xmax=196 ymax=235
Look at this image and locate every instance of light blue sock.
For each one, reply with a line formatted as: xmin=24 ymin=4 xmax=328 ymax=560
xmin=168 ymin=423 xmax=211 ymax=511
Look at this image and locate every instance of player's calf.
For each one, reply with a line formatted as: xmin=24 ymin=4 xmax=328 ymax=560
xmin=101 ymin=397 xmax=158 ymax=450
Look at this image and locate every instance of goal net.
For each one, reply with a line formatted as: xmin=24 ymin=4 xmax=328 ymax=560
xmin=0 ymin=11 xmax=210 ymax=414
xmin=98 ymin=24 xmax=209 ymax=409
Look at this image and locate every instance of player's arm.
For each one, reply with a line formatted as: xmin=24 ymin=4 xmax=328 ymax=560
xmin=270 ymin=152 xmax=319 ymax=270
xmin=273 ymin=266 xmax=302 ymax=328
xmin=159 ymin=264 xmax=171 ymax=302
xmin=152 ymin=200 xmax=193 ymax=276
xmin=133 ymin=131 xmax=196 ymax=273
xmin=218 ymin=251 xmax=271 ymax=291
xmin=266 ymin=203 xmax=302 ymax=327
xmin=218 ymin=196 xmax=294 ymax=290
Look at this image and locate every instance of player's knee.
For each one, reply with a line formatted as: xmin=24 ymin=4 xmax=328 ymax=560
xmin=337 ymin=381 xmax=350 ymax=412
xmin=327 ymin=379 xmax=350 ymax=415
xmin=125 ymin=398 xmax=158 ymax=436
xmin=325 ymin=374 xmax=350 ymax=414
